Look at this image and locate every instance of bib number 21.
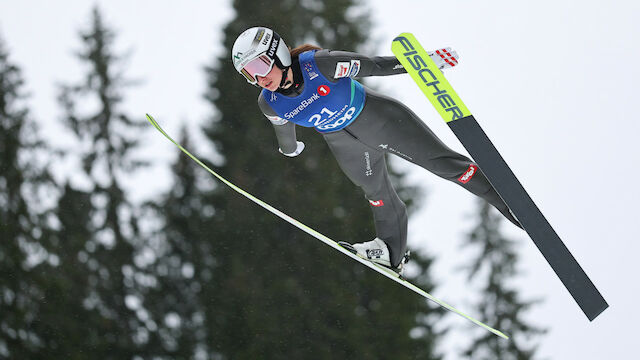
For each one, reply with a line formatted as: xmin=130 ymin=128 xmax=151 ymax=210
xmin=310 ymin=107 xmax=356 ymax=131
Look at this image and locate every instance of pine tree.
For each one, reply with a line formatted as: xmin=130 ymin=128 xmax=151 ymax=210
xmin=460 ymin=201 xmax=546 ymax=359
xmin=33 ymin=183 xmax=108 ymax=359
xmin=0 ymin=33 xmax=54 ymax=358
xmin=142 ymin=128 xmax=209 ymax=359
xmin=53 ymin=7 xmax=148 ymax=358
xmin=166 ymin=0 xmax=447 ymax=358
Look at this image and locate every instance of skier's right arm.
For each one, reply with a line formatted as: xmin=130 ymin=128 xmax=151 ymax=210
xmin=258 ymin=94 xmax=304 ymax=157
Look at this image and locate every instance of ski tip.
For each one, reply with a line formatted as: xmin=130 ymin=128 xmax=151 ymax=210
xmin=392 ymin=32 xmax=413 ymax=40
xmin=586 ymin=301 xmax=610 ymax=322
xmin=146 ymin=113 xmax=163 ymax=131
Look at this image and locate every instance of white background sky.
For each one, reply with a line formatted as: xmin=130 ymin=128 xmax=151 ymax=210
xmin=1 ymin=1 xmax=639 ymax=359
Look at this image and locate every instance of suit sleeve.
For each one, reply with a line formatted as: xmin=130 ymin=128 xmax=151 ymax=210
xmin=258 ymin=93 xmax=299 ymax=155
xmin=312 ymin=49 xmax=406 ymax=80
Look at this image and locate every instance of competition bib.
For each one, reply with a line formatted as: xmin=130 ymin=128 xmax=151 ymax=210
xmin=262 ymin=50 xmax=366 ymax=133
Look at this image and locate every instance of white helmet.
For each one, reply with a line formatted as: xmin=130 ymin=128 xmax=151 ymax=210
xmin=231 ymin=27 xmax=291 ymax=85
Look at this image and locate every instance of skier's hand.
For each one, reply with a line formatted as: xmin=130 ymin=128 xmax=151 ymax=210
xmin=279 ymin=141 xmax=305 ymax=157
xmin=428 ymin=47 xmax=459 ymax=70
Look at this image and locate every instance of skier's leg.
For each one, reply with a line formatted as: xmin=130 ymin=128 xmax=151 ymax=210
xmin=350 ymin=89 xmax=521 ymax=228
xmin=323 ymin=130 xmax=409 ymax=268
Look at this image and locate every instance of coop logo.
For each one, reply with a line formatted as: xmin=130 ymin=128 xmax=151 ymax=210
xmin=458 ymin=164 xmax=478 ymax=184
xmin=369 ymin=199 xmax=384 ymax=207
xmin=283 ymin=93 xmax=321 ymax=119
xmin=393 ymin=36 xmax=465 ymax=121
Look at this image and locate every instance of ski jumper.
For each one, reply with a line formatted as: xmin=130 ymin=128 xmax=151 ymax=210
xmin=258 ymin=49 xmax=520 ymax=267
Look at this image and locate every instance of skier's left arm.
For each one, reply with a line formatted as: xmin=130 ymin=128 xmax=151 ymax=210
xmin=258 ymin=93 xmax=304 ymax=157
xmin=269 ymin=117 xmax=305 ymax=157
xmin=313 ymin=48 xmax=459 ymax=79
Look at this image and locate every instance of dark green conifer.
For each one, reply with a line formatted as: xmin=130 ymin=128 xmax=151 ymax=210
xmin=460 ymin=201 xmax=546 ymax=359
xmin=0 ymin=32 xmax=52 ymax=360
xmin=53 ymin=7 xmax=148 ymax=358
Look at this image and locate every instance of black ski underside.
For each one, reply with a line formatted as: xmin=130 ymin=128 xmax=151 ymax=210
xmin=449 ymin=115 xmax=608 ymax=321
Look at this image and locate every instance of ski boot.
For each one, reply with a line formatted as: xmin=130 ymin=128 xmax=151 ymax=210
xmin=339 ymin=238 xmax=410 ymax=276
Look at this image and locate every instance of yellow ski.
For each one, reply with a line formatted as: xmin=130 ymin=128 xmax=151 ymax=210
xmin=146 ymin=113 xmax=509 ymax=339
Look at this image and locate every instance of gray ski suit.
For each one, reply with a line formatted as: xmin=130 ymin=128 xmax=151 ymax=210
xmin=258 ymin=49 xmax=520 ymax=267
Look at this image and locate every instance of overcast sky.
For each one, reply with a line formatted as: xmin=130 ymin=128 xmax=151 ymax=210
xmin=1 ymin=1 xmax=638 ymax=359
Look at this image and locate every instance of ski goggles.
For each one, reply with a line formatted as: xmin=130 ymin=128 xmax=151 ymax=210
xmin=240 ymin=54 xmax=275 ymax=85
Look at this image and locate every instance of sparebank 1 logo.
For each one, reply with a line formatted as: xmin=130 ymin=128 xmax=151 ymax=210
xmin=317 ymin=85 xmax=330 ymax=96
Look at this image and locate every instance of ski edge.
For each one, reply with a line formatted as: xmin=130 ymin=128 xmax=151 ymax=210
xmin=145 ymin=113 xmax=509 ymax=340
